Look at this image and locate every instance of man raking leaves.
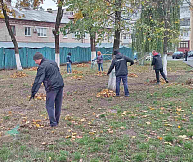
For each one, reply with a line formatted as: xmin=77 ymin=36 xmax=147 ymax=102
xmin=30 ymin=52 xmax=64 ymax=127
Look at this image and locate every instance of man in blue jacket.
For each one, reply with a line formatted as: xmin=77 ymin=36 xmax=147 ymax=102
xmin=151 ymin=50 xmax=168 ymax=84
xmin=107 ymin=50 xmax=134 ymax=97
xmin=30 ymin=52 xmax=64 ymax=127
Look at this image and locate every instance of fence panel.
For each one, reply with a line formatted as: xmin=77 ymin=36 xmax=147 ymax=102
xmin=0 ymin=48 xmax=4 ymax=69
xmin=119 ymin=47 xmax=133 ymax=59
xmin=0 ymin=47 xmax=133 ymax=70
xmin=4 ymin=49 xmax=16 ymax=69
xmin=19 ymin=48 xmax=28 ymax=68
xmin=60 ymin=47 xmax=91 ymax=64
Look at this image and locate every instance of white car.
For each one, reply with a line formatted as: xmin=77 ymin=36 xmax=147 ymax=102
xmin=145 ymin=55 xmax=152 ymax=61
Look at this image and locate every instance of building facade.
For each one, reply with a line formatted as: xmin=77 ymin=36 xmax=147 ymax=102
xmin=178 ymin=0 xmax=190 ymax=52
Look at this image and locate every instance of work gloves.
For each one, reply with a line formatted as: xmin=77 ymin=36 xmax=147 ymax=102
xmin=29 ymin=92 xmax=35 ymax=101
xmin=130 ymin=62 xmax=134 ymax=66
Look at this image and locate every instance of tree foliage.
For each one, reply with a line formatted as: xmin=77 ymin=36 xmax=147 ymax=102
xmin=132 ymin=0 xmax=182 ymax=53
xmin=61 ymin=0 xmax=143 ymax=51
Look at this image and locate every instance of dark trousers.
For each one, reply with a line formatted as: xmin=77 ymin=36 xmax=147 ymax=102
xmin=98 ymin=63 xmax=103 ymax=71
xmin=185 ymin=56 xmax=188 ymax=61
xmin=116 ymin=75 xmax=129 ymax=96
xmin=155 ymin=68 xmax=167 ymax=83
xmin=46 ymin=88 xmax=63 ymax=127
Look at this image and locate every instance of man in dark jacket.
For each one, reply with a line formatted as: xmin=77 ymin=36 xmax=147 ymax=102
xmin=107 ymin=50 xmax=134 ymax=97
xmin=66 ymin=52 xmax=72 ymax=73
xmin=30 ymin=52 xmax=64 ymax=127
xmin=184 ymin=50 xmax=188 ymax=61
xmin=151 ymin=50 xmax=168 ymax=84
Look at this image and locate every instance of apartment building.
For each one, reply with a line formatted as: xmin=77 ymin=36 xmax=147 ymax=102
xmin=0 ymin=7 xmax=90 ymax=44
xmin=178 ymin=0 xmax=190 ymax=52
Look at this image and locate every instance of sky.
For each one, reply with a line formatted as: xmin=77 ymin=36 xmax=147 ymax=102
xmin=40 ymin=0 xmax=58 ymax=10
xmin=12 ymin=0 xmax=58 ymax=10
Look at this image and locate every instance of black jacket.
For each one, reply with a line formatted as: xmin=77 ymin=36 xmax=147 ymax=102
xmin=107 ymin=53 xmax=134 ymax=76
xmin=151 ymin=54 xmax=163 ymax=70
xmin=31 ymin=58 xmax=64 ymax=95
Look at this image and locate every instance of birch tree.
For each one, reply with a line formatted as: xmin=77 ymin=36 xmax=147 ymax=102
xmin=53 ymin=0 xmax=64 ymax=68
xmin=132 ymin=0 xmax=181 ymax=76
xmin=0 ymin=0 xmax=22 ymax=70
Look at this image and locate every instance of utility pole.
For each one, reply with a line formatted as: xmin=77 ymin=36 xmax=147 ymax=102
xmin=190 ymin=0 xmax=193 ymax=50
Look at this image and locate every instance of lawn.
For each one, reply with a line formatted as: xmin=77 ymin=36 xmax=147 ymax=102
xmin=0 ymin=60 xmax=193 ymax=162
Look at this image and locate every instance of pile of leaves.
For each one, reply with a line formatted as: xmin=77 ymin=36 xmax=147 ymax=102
xmin=150 ymin=78 xmax=166 ymax=84
xmin=72 ymin=70 xmax=83 ymax=74
xmin=96 ymin=89 xmax=116 ymax=98
xmin=128 ymin=73 xmax=138 ymax=77
xmin=76 ymin=63 xmax=89 ymax=67
xmin=28 ymin=67 xmax=38 ymax=71
xmin=71 ymin=75 xmax=83 ymax=80
xmin=28 ymin=93 xmax=46 ymax=101
xmin=20 ymin=117 xmax=47 ymax=129
xmin=94 ymin=71 xmax=107 ymax=76
xmin=10 ymin=71 xmax=27 ymax=78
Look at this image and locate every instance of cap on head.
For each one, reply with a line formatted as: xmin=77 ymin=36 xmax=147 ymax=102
xmin=33 ymin=52 xmax=43 ymax=60
xmin=68 ymin=52 xmax=71 ymax=56
xmin=97 ymin=51 xmax=101 ymax=55
xmin=152 ymin=50 xmax=158 ymax=56
xmin=113 ymin=50 xmax=119 ymax=55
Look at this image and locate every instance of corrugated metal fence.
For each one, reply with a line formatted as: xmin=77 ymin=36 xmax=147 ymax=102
xmin=0 ymin=47 xmax=133 ymax=69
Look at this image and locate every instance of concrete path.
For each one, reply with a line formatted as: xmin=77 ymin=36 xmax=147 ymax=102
xmin=167 ymin=56 xmax=193 ymax=67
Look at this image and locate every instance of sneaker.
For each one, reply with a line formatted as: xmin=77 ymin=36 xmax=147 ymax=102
xmin=115 ymin=95 xmax=120 ymax=97
xmin=125 ymin=95 xmax=130 ymax=97
xmin=156 ymin=82 xmax=160 ymax=85
xmin=165 ymin=80 xmax=169 ymax=83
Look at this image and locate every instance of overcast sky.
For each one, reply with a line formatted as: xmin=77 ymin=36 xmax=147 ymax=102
xmin=40 ymin=0 xmax=57 ymax=10
xmin=12 ymin=0 xmax=58 ymax=10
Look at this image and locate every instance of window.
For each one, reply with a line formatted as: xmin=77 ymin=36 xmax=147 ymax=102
xmin=63 ymin=29 xmax=68 ymax=38
xmin=52 ymin=29 xmax=55 ymax=37
xmin=11 ymin=25 xmax=16 ymax=36
xmin=37 ymin=28 xmax=47 ymax=37
xmin=25 ymin=27 xmax=31 ymax=36
xmin=84 ymin=33 xmax=89 ymax=39
xmin=180 ymin=18 xmax=190 ymax=26
xmin=179 ymin=41 xmax=189 ymax=48
xmin=72 ymin=33 xmax=76 ymax=38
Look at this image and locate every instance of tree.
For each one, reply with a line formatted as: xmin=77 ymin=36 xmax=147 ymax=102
xmin=53 ymin=0 xmax=64 ymax=68
xmin=0 ymin=0 xmax=22 ymax=70
xmin=62 ymin=0 xmax=109 ymax=61
xmin=132 ymin=0 xmax=181 ymax=75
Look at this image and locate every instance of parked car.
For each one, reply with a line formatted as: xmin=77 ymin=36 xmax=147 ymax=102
xmin=188 ymin=51 xmax=193 ymax=57
xmin=145 ymin=53 xmax=152 ymax=61
xmin=172 ymin=51 xmax=184 ymax=59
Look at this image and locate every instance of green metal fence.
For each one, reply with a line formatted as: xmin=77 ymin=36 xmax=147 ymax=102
xmin=0 ymin=47 xmax=133 ymax=70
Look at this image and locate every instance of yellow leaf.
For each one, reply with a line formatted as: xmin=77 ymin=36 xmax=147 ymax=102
xmin=65 ymin=135 xmax=71 ymax=139
xmin=36 ymin=124 xmax=40 ymax=128
xmin=178 ymin=126 xmax=181 ymax=129
xmin=146 ymin=122 xmax=151 ymax=125
xmin=72 ymin=133 xmax=77 ymax=136
xmin=80 ymin=118 xmax=86 ymax=122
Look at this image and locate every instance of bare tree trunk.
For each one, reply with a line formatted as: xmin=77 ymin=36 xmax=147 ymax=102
xmin=54 ymin=0 xmax=64 ymax=68
xmin=108 ymin=0 xmax=122 ymax=91
xmin=162 ymin=0 xmax=170 ymax=77
xmin=1 ymin=0 xmax=22 ymax=70
xmin=90 ymin=35 xmax=96 ymax=62
xmin=112 ymin=0 xmax=121 ymax=52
